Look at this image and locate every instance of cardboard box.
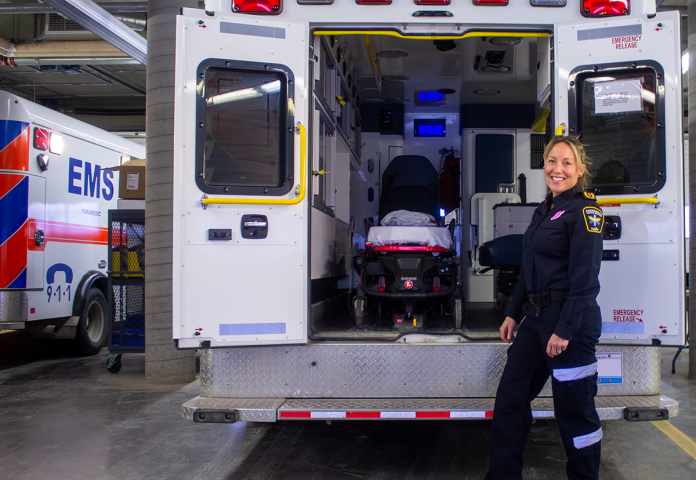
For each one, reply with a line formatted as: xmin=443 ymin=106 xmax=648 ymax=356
xmin=105 ymin=159 xmax=146 ymax=200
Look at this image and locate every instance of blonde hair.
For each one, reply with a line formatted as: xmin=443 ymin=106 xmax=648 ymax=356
xmin=543 ymin=135 xmax=592 ymax=189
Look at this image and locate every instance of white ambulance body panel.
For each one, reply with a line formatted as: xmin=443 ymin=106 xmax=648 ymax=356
xmin=175 ymin=2 xmax=684 ymax=421
xmin=0 ymin=91 xmax=145 ymax=326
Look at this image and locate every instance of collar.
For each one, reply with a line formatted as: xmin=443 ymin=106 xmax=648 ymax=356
xmin=545 ymin=184 xmax=582 ymax=210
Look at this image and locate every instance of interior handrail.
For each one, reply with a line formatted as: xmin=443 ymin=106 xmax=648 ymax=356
xmin=201 ymin=123 xmax=306 ymax=207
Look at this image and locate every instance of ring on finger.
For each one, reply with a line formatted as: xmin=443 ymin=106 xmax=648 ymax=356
xmin=556 ymin=349 xmax=562 ymax=354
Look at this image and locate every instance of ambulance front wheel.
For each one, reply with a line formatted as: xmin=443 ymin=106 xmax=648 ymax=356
xmin=452 ymin=298 xmax=463 ymax=330
xmin=353 ymin=297 xmax=366 ymax=328
xmin=69 ymin=287 xmax=108 ymax=356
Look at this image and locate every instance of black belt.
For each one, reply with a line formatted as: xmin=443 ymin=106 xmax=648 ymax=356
xmin=527 ymin=290 xmax=568 ymax=315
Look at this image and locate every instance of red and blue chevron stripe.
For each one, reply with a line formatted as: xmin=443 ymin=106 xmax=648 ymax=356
xmin=0 ymin=120 xmax=30 ymax=171
xmin=0 ymin=173 xmax=28 ymax=288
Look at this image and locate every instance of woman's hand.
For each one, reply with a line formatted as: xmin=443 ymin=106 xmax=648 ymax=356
xmin=500 ymin=317 xmax=517 ymax=343
xmin=546 ymin=334 xmax=569 ymax=358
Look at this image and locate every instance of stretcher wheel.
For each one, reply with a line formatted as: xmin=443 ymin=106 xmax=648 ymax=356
xmin=452 ymin=298 xmax=463 ymax=330
xmin=353 ymin=297 xmax=366 ymax=328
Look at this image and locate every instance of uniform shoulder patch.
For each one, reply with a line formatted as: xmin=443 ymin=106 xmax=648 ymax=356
xmin=583 ymin=206 xmax=604 ymax=233
xmin=583 ymin=192 xmax=596 ymax=200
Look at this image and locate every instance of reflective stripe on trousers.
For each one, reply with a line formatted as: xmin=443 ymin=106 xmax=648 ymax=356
xmin=552 ymin=361 xmax=598 ymax=382
xmin=573 ymin=427 xmax=603 ymax=449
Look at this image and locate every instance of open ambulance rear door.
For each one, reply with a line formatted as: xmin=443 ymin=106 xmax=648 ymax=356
xmin=554 ymin=10 xmax=686 ymax=347
xmin=173 ymin=8 xmax=310 ymax=348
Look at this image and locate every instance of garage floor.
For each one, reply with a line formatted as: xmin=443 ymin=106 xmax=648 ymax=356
xmin=0 ymin=331 xmax=694 ymax=480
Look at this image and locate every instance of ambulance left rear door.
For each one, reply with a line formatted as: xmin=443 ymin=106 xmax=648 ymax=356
xmin=173 ymin=9 xmax=310 ymax=348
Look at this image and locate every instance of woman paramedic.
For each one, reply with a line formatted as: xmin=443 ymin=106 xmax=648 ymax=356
xmin=486 ymin=136 xmax=604 ymax=480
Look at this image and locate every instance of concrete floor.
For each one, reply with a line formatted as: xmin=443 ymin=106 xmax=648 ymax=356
xmin=0 ymin=332 xmax=694 ymax=480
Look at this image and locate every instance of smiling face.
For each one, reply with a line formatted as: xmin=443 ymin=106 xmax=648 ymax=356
xmin=544 ymin=142 xmax=584 ymax=197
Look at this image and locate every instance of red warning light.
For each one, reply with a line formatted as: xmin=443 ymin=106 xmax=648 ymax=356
xmin=34 ymin=128 xmax=49 ymax=151
xmin=473 ymin=0 xmax=509 ymax=5
xmin=415 ymin=0 xmax=451 ymax=4
xmin=404 ymin=280 xmax=414 ymax=289
xmin=233 ymin=0 xmax=282 ymax=13
xmin=581 ymin=0 xmax=629 ymax=16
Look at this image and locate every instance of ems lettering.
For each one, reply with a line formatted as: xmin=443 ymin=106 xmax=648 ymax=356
xmin=611 ymin=35 xmax=641 ymax=50
xmin=68 ymin=157 xmax=115 ymax=200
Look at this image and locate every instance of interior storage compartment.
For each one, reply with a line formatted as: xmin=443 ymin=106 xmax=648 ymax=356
xmin=308 ymin=31 xmax=549 ymax=341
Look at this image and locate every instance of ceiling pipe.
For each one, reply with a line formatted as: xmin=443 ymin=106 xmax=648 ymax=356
xmin=85 ymin=64 xmax=145 ymax=94
xmin=12 ymin=57 xmax=139 ymax=65
xmin=39 ymin=0 xmax=147 ymax=65
xmin=0 ymin=2 xmax=147 ymax=14
xmin=2 ymin=39 xmax=129 ymax=58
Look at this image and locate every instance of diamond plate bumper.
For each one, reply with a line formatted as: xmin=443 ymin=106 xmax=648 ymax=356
xmin=198 ymin=344 xmax=661 ymax=398
xmin=182 ymin=395 xmax=678 ymax=422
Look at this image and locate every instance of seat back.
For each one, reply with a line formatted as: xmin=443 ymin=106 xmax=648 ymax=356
xmin=379 ymin=155 xmax=441 ymax=223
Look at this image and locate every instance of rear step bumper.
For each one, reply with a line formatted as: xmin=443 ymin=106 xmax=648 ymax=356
xmin=183 ymin=395 xmax=678 ymax=423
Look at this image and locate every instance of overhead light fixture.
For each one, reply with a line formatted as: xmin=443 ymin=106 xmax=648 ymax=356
xmin=382 ymin=75 xmax=410 ymax=82
xmin=376 ymin=51 xmax=409 ymax=59
xmin=481 ymin=65 xmax=511 ymax=72
xmin=388 ymin=98 xmax=411 ymax=103
xmin=489 ymin=37 xmax=522 ymax=46
xmin=474 ymin=89 xmax=500 ymax=95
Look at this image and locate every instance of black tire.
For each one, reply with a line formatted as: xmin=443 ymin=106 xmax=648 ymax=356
xmin=452 ymin=298 xmax=463 ymax=330
xmin=353 ymin=297 xmax=366 ymax=328
xmin=67 ymin=287 xmax=108 ymax=356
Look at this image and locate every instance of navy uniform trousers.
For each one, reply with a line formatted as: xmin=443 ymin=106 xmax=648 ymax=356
xmin=485 ymin=301 xmax=602 ymax=480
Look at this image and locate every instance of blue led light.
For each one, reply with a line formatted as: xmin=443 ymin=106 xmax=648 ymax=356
xmin=414 ymin=119 xmax=446 ymax=137
xmin=418 ymin=91 xmax=444 ymax=102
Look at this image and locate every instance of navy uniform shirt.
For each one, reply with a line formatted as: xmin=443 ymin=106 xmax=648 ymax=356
xmin=504 ymin=186 xmax=604 ymax=340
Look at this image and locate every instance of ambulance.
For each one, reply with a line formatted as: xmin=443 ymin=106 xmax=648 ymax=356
xmin=0 ymin=91 xmax=146 ymax=355
xmin=174 ymin=1 xmax=685 ymax=423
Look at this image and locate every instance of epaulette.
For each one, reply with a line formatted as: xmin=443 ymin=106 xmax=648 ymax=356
xmin=583 ymin=192 xmax=596 ymax=200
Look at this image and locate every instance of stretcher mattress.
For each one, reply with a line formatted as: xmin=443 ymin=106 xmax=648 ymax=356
xmin=367 ymin=226 xmax=453 ymax=250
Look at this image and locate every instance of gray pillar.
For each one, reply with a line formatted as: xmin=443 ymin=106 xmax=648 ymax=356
xmin=689 ymin=0 xmax=696 ymax=380
xmin=145 ymin=0 xmax=197 ymax=384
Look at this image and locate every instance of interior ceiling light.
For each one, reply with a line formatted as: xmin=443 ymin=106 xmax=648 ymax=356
xmin=474 ymin=89 xmax=500 ymax=95
xmin=382 ymin=75 xmax=410 ymax=82
xmin=438 ymin=88 xmax=456 ymax=95
xmin=388 ymin=98 xmax=411 ymax=103
xmin=489 ymin=37 xmax=522 ymax=46
xmin=481 ymin=65 xmax=511 ymax=72
xmin=376 ymin=50 xmax=409 ymax=59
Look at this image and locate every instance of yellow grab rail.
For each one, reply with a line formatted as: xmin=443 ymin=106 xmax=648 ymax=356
xmin=201 ymin=123 xmax=307 ymax=207
xmin=597 ymin=197 xmax=660 ymax=206
xmin=313 ymin=30 xmax=550 ymax=41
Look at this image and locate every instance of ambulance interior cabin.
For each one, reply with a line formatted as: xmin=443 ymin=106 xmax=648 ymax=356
xmin=205 ymin=30 xmax=659 ymax=341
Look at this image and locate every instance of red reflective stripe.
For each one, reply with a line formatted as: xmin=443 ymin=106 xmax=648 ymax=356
xmin=346 ymin=411 xmax=381 ymax=418
xmin=485 ymin=411 xmax=494 ymax=418
xmin=0 ymin=126 xmax=29 ymax=171
xmin=279 ymin=411 xmax=311 ymax=418
xmin=0 ymin=173 xmax=24 ymax=200
xmin=373 ymin=245 xmax=449 ymax=252
xmin=0 ymin=220 xmax=28 ymax=288
xmin=416 ymin=411 xmax=450 ymax=418
xmin=27 ymin=220 xmax=108 ymax=251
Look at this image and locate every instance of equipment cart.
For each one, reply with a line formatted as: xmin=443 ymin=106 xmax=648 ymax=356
xmin=104 ymin=210 xmax=145 ymax=374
